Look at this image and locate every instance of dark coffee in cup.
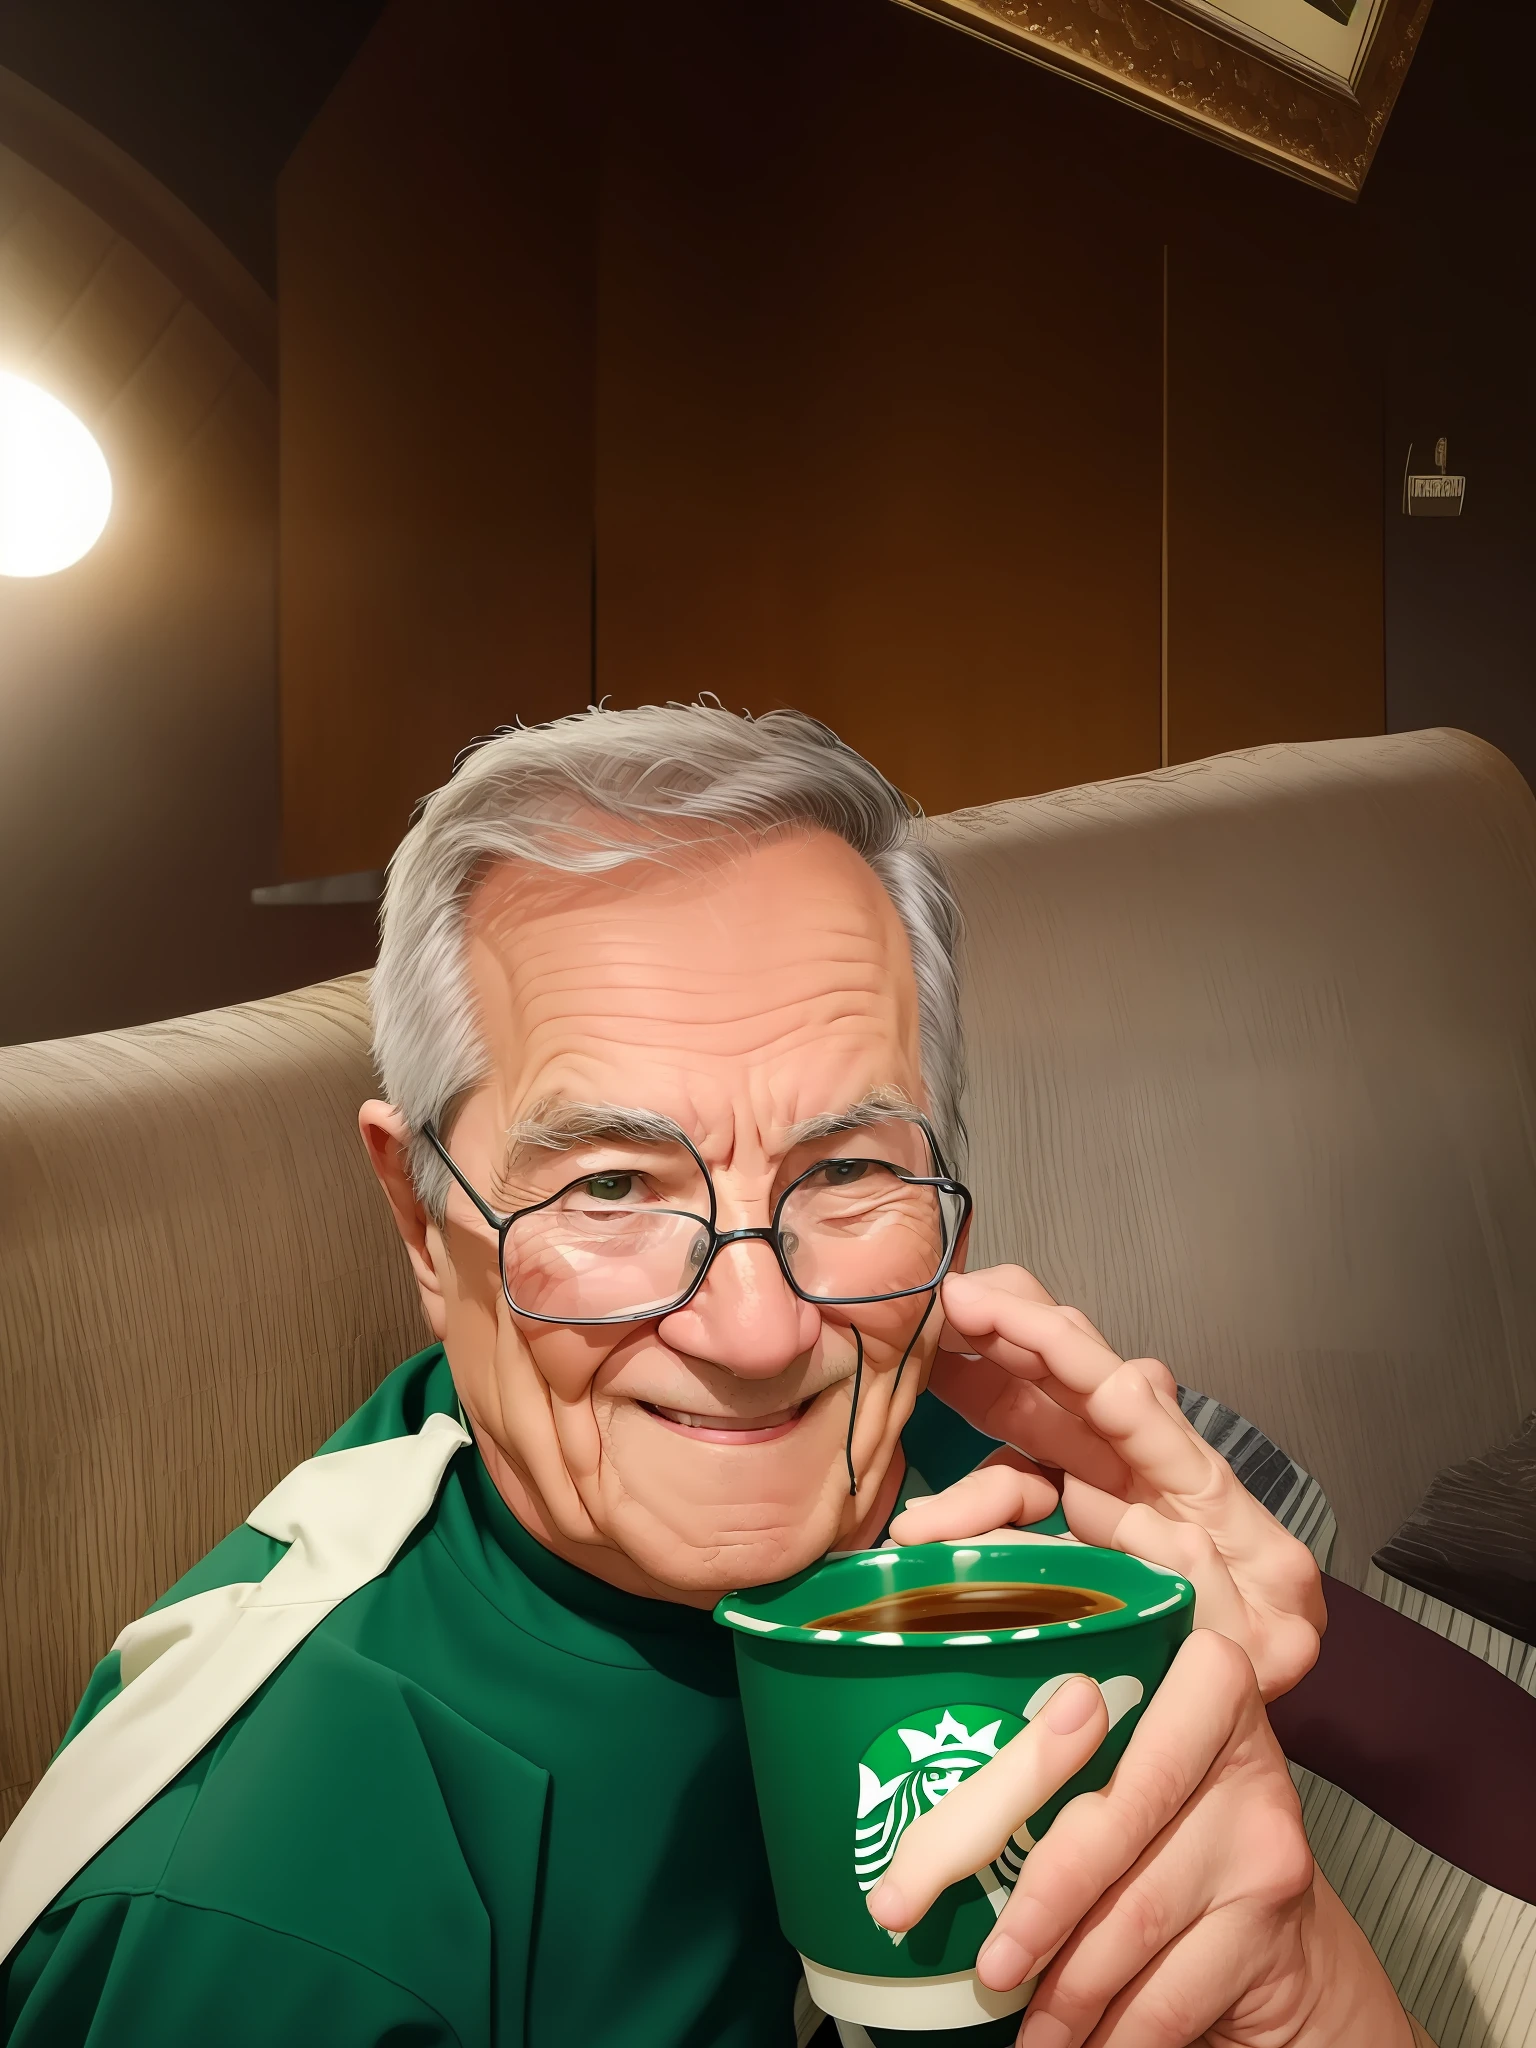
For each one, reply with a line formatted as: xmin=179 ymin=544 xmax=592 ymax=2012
xmin=811 ymin=1580 xmax=1125 ymax=1634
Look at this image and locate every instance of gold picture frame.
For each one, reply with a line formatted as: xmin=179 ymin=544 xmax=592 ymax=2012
xmin=893 ymin=0 xmax=1434 ymax=198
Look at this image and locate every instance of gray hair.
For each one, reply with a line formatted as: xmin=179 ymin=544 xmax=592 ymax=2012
xmin=372 ymin=703 xmax=964 ymax=1221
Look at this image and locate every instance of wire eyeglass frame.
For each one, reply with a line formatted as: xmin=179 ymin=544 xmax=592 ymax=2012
xmin=419 ymin=1113 xmax=972 ymax=1326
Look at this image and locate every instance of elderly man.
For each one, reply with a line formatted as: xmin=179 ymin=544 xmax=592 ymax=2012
xmin=0 ymin=706 xmax=1425 ymax=2046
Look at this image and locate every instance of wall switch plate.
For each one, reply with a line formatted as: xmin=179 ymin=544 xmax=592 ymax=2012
xmin=1403 ymin=438 xmax=1466 ymax=517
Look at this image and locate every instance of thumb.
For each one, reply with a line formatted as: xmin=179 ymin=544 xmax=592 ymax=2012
xmin=888 ymin=1457 xmax=1060 ymax=1546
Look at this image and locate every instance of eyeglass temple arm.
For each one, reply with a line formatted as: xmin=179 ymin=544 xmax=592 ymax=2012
xmin=420 ymin=1121 xmax=508 ymax=1231
xmin=916 ymin=1111 xmax=956 ymax=1181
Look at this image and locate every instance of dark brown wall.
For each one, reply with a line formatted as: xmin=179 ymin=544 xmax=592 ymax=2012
xmin=277 ymin=0 xmax=1391 ymax=868
xmin=1367 ymin=0 xmax=1536 ymax=795
xmin=595 ymin=4 xmax=1165 ymax=814
xmin=277 ymin=0 xmax=595 ymax=879
xmin=1165 ymin=226 xmax=1385 ymax=764
xmin=12 ymin=0 xmax=1526 ymax=1048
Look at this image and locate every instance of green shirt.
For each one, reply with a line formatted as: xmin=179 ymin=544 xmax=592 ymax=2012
xmin=1 ymin=1348 xmax=1013 ymax=2048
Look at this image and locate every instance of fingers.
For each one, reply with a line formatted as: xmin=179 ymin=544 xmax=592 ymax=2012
xmin=936 ymin=1267 xmax=1084 ymax=1384
xmin=1117 ymin=1350 xmax=1178 ymax=1402
xmin=936 ymin=1258 xmax=1140 ymax=1371
xmin=934 ymin=1271 xmax=1188 ymax=1504
xmin=1059 ymin=1486 xmax=1322 ymax=1699
xmin=1062 ymin=1488 xmax=1254 ymax=1640
xmin=1016 ymin=1742 xmax=1312 ymax=2046
xmin=1021 ymin=1906 xmax=1277 ymax=2048
xmin=939 ymin=1280 xmax=1188 ymax=1472
xmin=933 ymin=1267 xmax=1326 ymax=1697
xmin=975 ymin=1633 xmax=1256 ymax=1989
xmin=1053 ymin=1367 xmax=1326 ymax=1618
xmin=867 ymin=1676 xmax=1109 ymax=1934
xmin=960 ymin=1323 xmax=1289 ymax=1578
xmin=927 ymin=1354 xmax=1133 ymax=1496
xmin=1023 ymin=1805 xmax=1228 ymax=2022
xmin=938 ymin=1262 xmax=1060 ymax=1343
xmin=1041 ymin=1821 xmax=1310 ymax=2048
xmin=887 ymin=1457 xmax=1061 ymax=1545
xmin=1065 ymin=1365 xmax=1239 ymax=1523
xmin=941 ymin=1271 xmax=1117 ymax=1380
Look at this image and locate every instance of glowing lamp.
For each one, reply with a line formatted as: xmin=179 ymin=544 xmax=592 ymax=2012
xmin=0 ymin=371 xmax=113 ymax=577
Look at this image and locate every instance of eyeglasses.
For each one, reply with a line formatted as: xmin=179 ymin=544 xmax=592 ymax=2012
xmin=421 ymin=1115 xmax=972 ymax=1326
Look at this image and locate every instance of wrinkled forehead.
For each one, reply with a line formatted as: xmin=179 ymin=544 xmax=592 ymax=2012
xmin=459 ymin=828 xmax=923 ymax=1127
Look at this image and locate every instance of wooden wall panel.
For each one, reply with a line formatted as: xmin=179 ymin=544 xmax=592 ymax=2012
xmin=277 ymin=0 xmax=594 ymax=880
xmin=595 ymin=0 xmax=1165 ymax=817
xmin=1165 ymin=228 xmax=1385 ymax=763
xmin=276 ymin=0 xmax=1388 ymax=843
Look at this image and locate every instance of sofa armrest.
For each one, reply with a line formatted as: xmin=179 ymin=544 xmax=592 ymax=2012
xmin=1268 ymin=1573 xmax=1536 ymax=1906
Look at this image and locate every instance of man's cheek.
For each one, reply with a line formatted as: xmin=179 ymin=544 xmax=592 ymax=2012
xmin=517 ymin=1324 xmax=614 ymax=1399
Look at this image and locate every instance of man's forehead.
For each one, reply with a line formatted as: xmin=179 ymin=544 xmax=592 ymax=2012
xmin=465 ymin=826 xmax=908 ymax=952
xmin=460 ymin=829 xmax=924 ymax=1160
xmin=465 ymin=833 xmax=914 ymax=1023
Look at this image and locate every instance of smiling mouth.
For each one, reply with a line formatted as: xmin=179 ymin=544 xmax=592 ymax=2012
xmin=639 ymin=1398 xmax=815 ymax=1445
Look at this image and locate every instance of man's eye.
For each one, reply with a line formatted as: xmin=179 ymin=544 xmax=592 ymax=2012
xmin=821 ymin=1160 xmax=869 ymax=1185
xmin=582 ymin=1174 xmax=636 ymax=1202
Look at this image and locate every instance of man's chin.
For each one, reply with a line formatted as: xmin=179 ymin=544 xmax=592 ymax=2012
xmin=595 ymin=1394 xmax=860 ymax=1594
xmin=611 ymin=1503 xmax=843 ymax=1600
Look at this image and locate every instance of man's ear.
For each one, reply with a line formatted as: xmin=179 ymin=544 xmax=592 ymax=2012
xmin=359 ymin=1099 xmax=448 ymax=1340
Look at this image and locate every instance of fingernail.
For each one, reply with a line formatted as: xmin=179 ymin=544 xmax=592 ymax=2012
xmin=866 ymin=1878 xmax=906 ymax=1928
xmin=995 ymin=1895 xmax=1052 ymax=1978
xmin=976 ymin=1929 xmax=1030 ymax=1990
xmin=1042 ymin=1676 xmax=1100 ymax=1734
xmin=1018 ymin=2014 xmax=1072 ymax=2048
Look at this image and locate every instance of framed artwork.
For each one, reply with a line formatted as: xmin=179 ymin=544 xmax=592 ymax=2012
xmin=893 ymin=0 xmax=1435 ymax=197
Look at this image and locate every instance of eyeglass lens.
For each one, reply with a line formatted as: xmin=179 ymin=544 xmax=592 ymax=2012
xmin=500 ymin=1151 xmax=962 ymax=1320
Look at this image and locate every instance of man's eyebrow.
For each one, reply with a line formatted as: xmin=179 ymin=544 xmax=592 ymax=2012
xmin=497 ymin=1087 xmax=926 ymax=1188
xmin=499 ymin=1100 xmax=692 ymax=1183
xmin=781 ymin=1088 xmax=926 ymax=1150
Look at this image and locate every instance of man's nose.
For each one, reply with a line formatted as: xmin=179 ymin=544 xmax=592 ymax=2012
xmin=656 ymin=1234 xmax=821 ymax=1378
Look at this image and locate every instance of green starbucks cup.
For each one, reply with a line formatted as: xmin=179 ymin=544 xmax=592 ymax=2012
xmin=716 ymin=1539 xmax=1194 ymax=2035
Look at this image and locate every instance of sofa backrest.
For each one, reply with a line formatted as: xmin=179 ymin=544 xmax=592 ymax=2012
xmin=924 ymin=727 xmax=1536 ymax=1585
xmin=0 ymin=976 xmax=422 ymax=1827
xmin=4 ymin=725 xmax=1534 ymax=1820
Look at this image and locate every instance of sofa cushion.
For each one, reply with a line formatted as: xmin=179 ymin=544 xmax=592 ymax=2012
xmin=1374 ymin=1414 xmax=1536 ymax=1649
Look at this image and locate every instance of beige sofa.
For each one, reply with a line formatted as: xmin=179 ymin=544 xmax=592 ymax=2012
xmin=4 ymin=726 xmax=1536 ymax=2036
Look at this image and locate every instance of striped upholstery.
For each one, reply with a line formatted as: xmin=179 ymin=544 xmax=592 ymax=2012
xmin=1181 ymin=1391 xmax=1536 ymax=2048
xmin=1178 ymin=1387 xmax=1338 ymax=1571
xmin=1296 ymin=1578 xmax=1536 ymax=2048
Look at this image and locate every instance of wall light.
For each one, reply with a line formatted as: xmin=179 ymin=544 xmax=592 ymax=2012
xmin=0 ymin=371 xmax=113 ymax=577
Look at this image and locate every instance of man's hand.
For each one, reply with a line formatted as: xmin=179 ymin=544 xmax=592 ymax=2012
xmin=891 ymin=1266 xmax=1324 ymax=1701
xmin=866 ymin=1632 xmax=1416 ymax=2048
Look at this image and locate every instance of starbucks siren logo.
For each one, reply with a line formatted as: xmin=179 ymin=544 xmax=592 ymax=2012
xmin=854 ymin=1705 xmax=1026 ymax=1910
xmin=853 ymin=1677 xmax=1148 ymax=1933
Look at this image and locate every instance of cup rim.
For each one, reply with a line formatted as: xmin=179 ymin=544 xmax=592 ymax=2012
xmin=715 ymin=1538 xmax=1193 ymax=1649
